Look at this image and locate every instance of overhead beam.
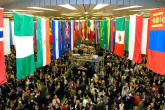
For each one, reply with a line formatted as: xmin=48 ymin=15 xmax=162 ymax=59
xmin=3 ymin=0 xmax=165 ymax=9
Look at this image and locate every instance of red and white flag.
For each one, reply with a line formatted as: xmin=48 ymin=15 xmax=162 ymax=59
xmin=128 ymin=14 xmax=143 ymax=63
xmin=141 ymin=18 xmax=149 ymax=54
xmin=0 ymin=9 xmax=6 ymax=85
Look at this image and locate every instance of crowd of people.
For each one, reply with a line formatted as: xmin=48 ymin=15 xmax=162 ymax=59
xmin=0 ymin=45 xmax=164 ymax=110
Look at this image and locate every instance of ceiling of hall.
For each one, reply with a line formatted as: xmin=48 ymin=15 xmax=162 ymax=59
xmin=0 ymin=0 xmax=22 ymax=6
xmin=3 ymin=4 xmax=156 ymax=20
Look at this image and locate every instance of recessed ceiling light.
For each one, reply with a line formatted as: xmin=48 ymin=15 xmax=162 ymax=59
xmin=93 ymin=15 xmax=100 ymax=16
xmin=114 ymin=5 xmax=143 ymax=10
xmin=28 ymin=7 xmax=57 ymax=11
xmin=129 ymin=8 xmax=158 ymax=11
xmin=93 ymin=4 xmax=109 ymax=10
xmin=84 ymin=12 xmax=88 ymax=14
xmin=3 ymin=12 xmax=13 ymax=13
xmin=59 ymin=4 xmax=76 ymax=10
xmin=12 ymin=10 xmax=44 ymax=13
xmin=62 ymin=13 xmax=79 ymax=16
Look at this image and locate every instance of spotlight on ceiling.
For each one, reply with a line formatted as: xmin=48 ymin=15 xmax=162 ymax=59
xmin=93 ymin=4 xmax=109 ymax=10
xmin=28 ymin=7 xmax=57 ymax=11
xmin=84 ymin=12 xmax=88 ymax=14
xmin=59 ymin=4 xmax=76 ymax=10
xmin=114 ymin=5 xmax=143 ymax=11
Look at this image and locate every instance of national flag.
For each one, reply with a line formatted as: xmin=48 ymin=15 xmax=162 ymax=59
xmin=100 ymin=20 xmax=106 ymax=48
xmin=70 ymin=20 xmax=75 ymax=51
xmin=125 ymin=20 xmax=130 ymax=51
xmin=46 ymin=19 xmax=51 ymax=65
xmin=87 ymin=20 xmax=91 ymax=40
xmin=110 ymin=19 xmax=114 ymax=51
xmin=81 ymin=20 xmax=86 ymax=41
xmin=62 ymin=22 xmax=69 ymax=55
xmin=90 ymin=20 xmax=94 ymax=42
xmin=33 ymin=22 xmax=37 ymax=46
xmin=13 ymin=12 xmax=35 ymax=80
xmin=49 ymin=21 xmax=53 ymax=44
xmin=113 ymin=21 xmax=116 ymax=48
xmin=146 ymin=8 xmax=165 ymax=75
xmin=141 ymin=18 xmax=149 ymax=54
xmin=128 ymin=14 xmax=143 ymax=63
xmin=146 ymin=19 xmax=150 ymax=55
xmin=94 ymin=21 xmax=100 ymax=44
xmin=52 ymin=20 xmax=61 ymax=60
xmin=3 ymin=18 xmax=11 ymax=55
xmin=11 ymin=21 xmax=15 ymax=45
xmin=9 ymin=22 xmax=13 ymax=47
xmin=94 ymin=20 xmax=100 ymax=44
xmin=114 ymin=17 xmax=125 ymax=57
xmin=75 ymin=21 xmax=79 ymax=41
xmin=78 ymin=21 xmax=81 ymax=45
xmin=106 ymin=20 xmax=110 ymax=50
xmin=95 ymin=20 xmax=99 ymax=44
xmin=36 ymin=18 xmax=51 ymax=67
xmin=0 ymin=8 xmax=6 ymax=85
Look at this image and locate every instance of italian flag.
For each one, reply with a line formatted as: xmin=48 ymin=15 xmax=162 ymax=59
xmin=13 ymin=12 xmax=35 ymax=80
xmin=36 ymin=17 xmax=51 ymax=68
xmin=128 ymin=14 xmax=143 ymax=63
xmin=114 ymin=17 xmax=125 ymax=57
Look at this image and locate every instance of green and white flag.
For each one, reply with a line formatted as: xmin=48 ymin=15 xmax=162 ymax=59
xmin=13 ymin=12 xmax=35 ymax=80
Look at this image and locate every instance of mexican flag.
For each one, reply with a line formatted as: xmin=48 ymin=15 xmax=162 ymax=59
xmin=13 ymin=12 xmax=35 ymax=80
xmin=36 ymin=17 xmax=51 ymax=68
xmin=114 ymin=17 xmax=125 ymax=57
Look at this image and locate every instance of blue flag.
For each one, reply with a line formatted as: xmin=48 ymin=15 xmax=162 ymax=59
xmin=9 ymin=22 xmax=13 ymax=47
xmin=61 ymin=22 xmax=69 ymax=55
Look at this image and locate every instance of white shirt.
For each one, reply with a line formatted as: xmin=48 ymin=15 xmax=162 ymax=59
xmin=119 ymin=104 xmax=124 ymax=109
xmin=83 ymin=99 xmax=88 ymax=107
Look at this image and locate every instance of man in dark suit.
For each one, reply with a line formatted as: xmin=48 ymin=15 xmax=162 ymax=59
xmin=91 ymin=91 xmax=98 ymax=104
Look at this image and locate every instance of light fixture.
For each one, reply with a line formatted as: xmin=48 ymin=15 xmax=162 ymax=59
xmin=3 ymin=12 xmax=13 ymax=13
xmin=67 ymin=17 xmax=73 ymax=19
xmin=129 ymin=8 xmax=158 ymax=11
xmin=84 ymin=12 xmax=88 ymax=14
xmin=93 ymin=4 xmax=109 ymax=10
xmin=93 ymin=15 xmax=100 ymax=16
xmin=114 ymin=5 xmax=143 ymax=10
xmin=93 ymin=12 xmax=113 ymax=16
xmin=28 ymin=7 xmax=57 ymax=11
xmin=11 ymin=10 xmax=44 ymax=13
xmin=59 ymin=4 xmax=76 ymax=10
xmin=80 ymin=17 xmax=84 ymax=18
xmin=144 ymin=12 xmax=150 ymax=14
xmin=61 ymin=13 xmax=79 ymax=16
